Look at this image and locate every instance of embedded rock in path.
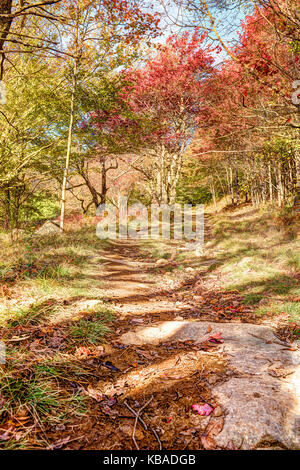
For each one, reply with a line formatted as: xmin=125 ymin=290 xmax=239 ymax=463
xmin=36 ymin=220 xmax=60 ymax=235
xmin=120 ymin=321 xmax=300 ymax=449
xmin=213 ymin=373 xmax=300 ymax=449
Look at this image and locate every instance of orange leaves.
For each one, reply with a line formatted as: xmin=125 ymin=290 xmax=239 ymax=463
xmin=75 ymin=345 xmax=105 ymax=359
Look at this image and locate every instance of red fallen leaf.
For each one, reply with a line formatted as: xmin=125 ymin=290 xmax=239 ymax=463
xmin=210 ymin=332 xmax=222 ymax=340
xmin=166 ymin=417 xmax=173 ymax=423
xmin=209 ymin=332 xmax=224 ymax=344
xmin=192 ymin=403 xmax=214 ymax=416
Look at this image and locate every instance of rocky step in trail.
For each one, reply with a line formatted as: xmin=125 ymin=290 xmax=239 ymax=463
xmin=64 ymin=240 xmax=300 ymax=450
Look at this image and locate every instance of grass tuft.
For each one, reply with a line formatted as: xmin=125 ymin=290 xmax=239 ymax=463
xmin=69 ymin=316 xmax=111 ymax=344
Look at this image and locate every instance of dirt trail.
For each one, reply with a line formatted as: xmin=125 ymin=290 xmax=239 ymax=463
xmin=65 ymin=240 xmax=300 ymax=451
xmin=99 ymin=241 xmax=158 ymax=299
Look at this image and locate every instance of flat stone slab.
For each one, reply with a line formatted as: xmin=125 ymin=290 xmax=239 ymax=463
xmin=214 ymin=374 xmax=300 ymax=449
xmin=120 ymin=321 xmax=300 ymax=449
xmin=36 ymin=220 xmax=60 ymax=234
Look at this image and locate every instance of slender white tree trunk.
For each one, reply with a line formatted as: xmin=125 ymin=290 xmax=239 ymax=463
xmin=268 ymin=163 xmax=273 ymax=203
xmin=60 ymin=60 xmax=78 ymax=232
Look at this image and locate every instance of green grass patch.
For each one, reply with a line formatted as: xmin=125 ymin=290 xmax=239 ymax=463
xmin=69 ymin=306 xmax=114 ymax=344
xmin=242 ymin=293 xmax=263 ymax=305
xmin=0 ymin=372 xmax=61 ymax=417
xmin=256 ymin=301 xmax=300 ymax=323
xmin=203 ymin=207 xmax=300 ymax=324
xmin=34 ymin=359 xmax=93 ymax=383
xmin=70 ymin=317 xmax=111 ymax=344
xmin=0 ymin=349 xmax=89 ymax=431
xmin=0 ymin=301 xmax=55 ymax=327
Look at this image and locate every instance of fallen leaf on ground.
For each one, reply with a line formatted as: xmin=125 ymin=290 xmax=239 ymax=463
xmin=161 ymin=374 xmax=183 ymax=380
xmin=192 ymin=403 xmax=214 ymax=416
xmin=101 ymin=398 xmax=117 ymax=407
xmin=180 ymin=428 xmax=197 ymax=436
xmin=201 ymin=435 xmax=217 ymax=450
xmin=47 ymin=436 xmax=70 ymax=450
xmin=212 ymin=405 xmax=222 ymax=417
xmin=101 ymin=405 xmax=119 ymax=417
xmin=131 ymin=318 xmax=145 ymax=324
xmin=205 ymin=416 xmax=224 ymax=437
xmin=0 ymin=428 xmax=13 ymax=441
xmin=48 ymin=335 xmax=64 ymax=349
xmin=200 ymin=417 xmax=224 ymax=449
xmin=208 ymin=332 xmax=224 ymax=344
xmin=136 ymin=349 xmax=153 ymax=360
xmin=75 ymin=346 xmax=92 ymax=358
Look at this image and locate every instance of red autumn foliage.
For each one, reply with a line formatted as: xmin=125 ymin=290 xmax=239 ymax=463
xmin=91 ymin=30 xmax=215 ymax=155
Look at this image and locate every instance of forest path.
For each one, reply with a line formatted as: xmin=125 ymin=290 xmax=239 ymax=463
xmin=72 ymin=239 xmax=300 ymax=451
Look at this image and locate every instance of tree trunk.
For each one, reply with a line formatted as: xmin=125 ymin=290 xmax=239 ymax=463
xmin=268 ymin=163 xmax=273 ymax=203
xmin=210 ymin=179 xmax=217 ymax=210
xmin=262 ymin=162 xmax=267 ymax=204
xmin=277 ymin=163 xmax=283 ymax=207
xmin=100 ymin=155 xmax=107 ymax=205
xmin=169 ymin=152 xmax=182 ymax=205
xmin=235 ymin=171 xmax=240 ymax=205
xmin=0 ymin=0 xmax=13 ymax=79
xmin=229 ymin=166 xmax=234 ymax=204
xmin=160 ymin=145 xmax=168 ymax=204
xmin=4 ymin=188 xmax=11 ymax=230
xmin=60 ymin=59 xmax=78 ymax=232
xmin=250 ymin=184 xmax=255 ymax=206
